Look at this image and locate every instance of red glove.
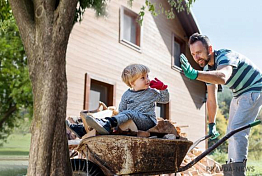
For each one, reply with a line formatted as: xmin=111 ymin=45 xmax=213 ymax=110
xmin=150 ymin=78 xmax=168 ymax=90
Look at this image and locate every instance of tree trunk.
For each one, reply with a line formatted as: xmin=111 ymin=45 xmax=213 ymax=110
xmin=9 ymin=0 xmax=78 ymax=175
xmin=26 ymin=45 xmax=71 ymax=176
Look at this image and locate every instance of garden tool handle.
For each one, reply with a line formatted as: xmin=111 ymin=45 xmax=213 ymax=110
xmin=177 ymin=120 xmax=261 ymax=173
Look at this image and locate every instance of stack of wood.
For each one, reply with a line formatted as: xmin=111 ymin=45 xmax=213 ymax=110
xmin=174 ymin=148 xmax=223 ymax=176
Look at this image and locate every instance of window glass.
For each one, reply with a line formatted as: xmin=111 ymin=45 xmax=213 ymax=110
xmin=89 ymin=82 xmax=108 ymax=110
xmin=156 ymin=103 xmax=168 ymax=119
xmin=174 ymin=41 xmax=181 ymax=67
xmin=123 ymin=13 xmax=137 ymax=44
xmin=120 ymin=6 xmax=141 ymax=49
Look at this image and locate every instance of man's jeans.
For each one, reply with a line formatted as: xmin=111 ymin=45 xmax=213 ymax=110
xmin=227 ymin=92 xmax=262 ymax=162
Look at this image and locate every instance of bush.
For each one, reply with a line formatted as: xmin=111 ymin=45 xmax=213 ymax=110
xmin=209 ymin=149 xmax=227 ymax=164
xmin=247 ymin=125 xmax=262 ymax=161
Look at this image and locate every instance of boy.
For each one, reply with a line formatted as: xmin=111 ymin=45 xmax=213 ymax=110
xmin=83 ymin=64 xmax=169 ymax=135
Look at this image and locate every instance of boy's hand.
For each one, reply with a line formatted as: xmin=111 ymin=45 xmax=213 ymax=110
xmin=180 ymin=54 xmax=198 ymax=80
xmin=150 ymin=78 xmax=168 ymax=90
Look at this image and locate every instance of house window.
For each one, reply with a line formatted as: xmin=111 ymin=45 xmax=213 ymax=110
xmin=120 ymin=6 xmax=142 ymax=51
xmin=84 ymin=74 xmax=115 ymax=111
xmin=172 ymin=35 xmax=185 ymax=70
xmin=155 ymin=103 xmax=169 ymax=120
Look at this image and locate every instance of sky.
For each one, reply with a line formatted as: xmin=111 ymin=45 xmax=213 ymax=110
xmin=191 ymin=0 xmax=262 ymax=70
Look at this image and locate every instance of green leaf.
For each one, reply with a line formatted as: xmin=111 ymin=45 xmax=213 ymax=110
xmin=0 ymin=4 xmax=33 ymax=142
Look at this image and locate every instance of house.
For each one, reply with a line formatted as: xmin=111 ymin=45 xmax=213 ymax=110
xmin=66 ymin=0 xmax=207 ymax=150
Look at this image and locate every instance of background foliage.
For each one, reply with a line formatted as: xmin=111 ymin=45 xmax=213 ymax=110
xmin=0 ymin=0 xmax=32 ymax=145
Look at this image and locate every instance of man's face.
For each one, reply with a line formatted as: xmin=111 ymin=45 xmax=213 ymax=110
xmin=189 ymin=41 xmax=210 ymax=68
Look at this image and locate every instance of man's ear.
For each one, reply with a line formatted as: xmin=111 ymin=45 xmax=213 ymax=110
xmin=208 ymin=45 xmax=213 ymax=53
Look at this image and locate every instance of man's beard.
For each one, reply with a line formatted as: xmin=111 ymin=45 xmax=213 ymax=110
xmin=199 ymin=51 xmax=211 ymax=68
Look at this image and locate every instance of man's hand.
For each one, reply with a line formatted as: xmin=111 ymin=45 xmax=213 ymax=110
xmin=208 ymin=123 xmax=220 ymax=140
xmin=150 ymin=78 xmax=168 ymax=90
xmin=180 ymin=54 xmax=198 ymax=80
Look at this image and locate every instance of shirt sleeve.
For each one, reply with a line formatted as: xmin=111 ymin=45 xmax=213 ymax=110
xmin=155 ymin=89 xmax=169 ymax=104
xmin=216 ymin=51 xmax=239 ymax=68
xmin=118 ymin=93 xmax=127 ymax=112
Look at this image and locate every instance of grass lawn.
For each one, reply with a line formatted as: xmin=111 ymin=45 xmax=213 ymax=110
xmin=0 ymin=167 xmax=27 ymax=176
xmin=247 ymin=160 xmax=262 ymax=176
xmin=0 ymin=133 xmax=30 ymax=176
xmin=0 ymin=133 xmax=30 ymax=147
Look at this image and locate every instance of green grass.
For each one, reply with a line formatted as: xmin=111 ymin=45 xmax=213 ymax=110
xmin=0 ymin=133 xmax=30 ymax=157
xmin=247 ymin=160 xmax=262 ymax=176
xmin=0 ymin=133 xmax=31 ymax=149
xmin=0 ymin=133 xmax=30 ymax=176
xmin=0 ymin=167 xmax=27 ymax=176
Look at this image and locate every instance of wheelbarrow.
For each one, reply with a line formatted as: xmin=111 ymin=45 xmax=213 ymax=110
xmin=74 ymin=120 xmax=261 ymax=175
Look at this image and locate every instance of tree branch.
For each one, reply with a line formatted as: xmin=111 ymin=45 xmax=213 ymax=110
xmin=9 ymin=0 xmax=35 ymax=53
xmin=54 ymin=0 xmax=78 ymax=39
xmin=0 ymin=105 xmax=17 ymax=129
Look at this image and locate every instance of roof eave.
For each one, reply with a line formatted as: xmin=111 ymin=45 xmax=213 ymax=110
xmin=176 ymin=8 xmax=200 ymax=37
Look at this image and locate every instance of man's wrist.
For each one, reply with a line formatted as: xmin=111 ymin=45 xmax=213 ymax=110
xmin=193 ymin=70 xmax=198 ymax=80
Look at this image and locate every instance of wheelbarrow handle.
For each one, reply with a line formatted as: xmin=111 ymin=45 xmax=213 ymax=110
xmin=250 ymin=120 xmax=261 ymax=127
xmin=186 ymin=134 xmax=212 ymax=156
xmin=177 ymin=120 xmax=261 ymax=173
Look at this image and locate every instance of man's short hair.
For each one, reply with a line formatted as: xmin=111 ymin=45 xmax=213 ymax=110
xmin=121 ymin=64 xmax=150 ymax=88
xmin=189 ymin=33 xmax=211 ymax=50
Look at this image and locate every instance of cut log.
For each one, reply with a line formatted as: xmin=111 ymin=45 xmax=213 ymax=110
xmin=137 ymin=130 xmax=150 ymax=137
xmin=82 ymin=129 xmax=97 ymax=139
xmin=147 ymin=119 xmax=179 ymax=137
xmin=80 ymin=112 xmax=94 ymax=134
xmin=68 ymin=139 xmax=82 ymax=146
xmin=118 ymin=119 xmax=138 ymax=132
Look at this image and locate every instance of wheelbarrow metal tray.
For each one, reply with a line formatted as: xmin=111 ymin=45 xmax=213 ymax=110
xmin=78 ymin=135 xmax=192 ymax=175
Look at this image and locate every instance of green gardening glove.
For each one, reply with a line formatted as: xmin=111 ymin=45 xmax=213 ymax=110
xmin=208 ymin=123 xmax=220 ymax=140
xmin=180 ymin=54 xmax=198 ymax=80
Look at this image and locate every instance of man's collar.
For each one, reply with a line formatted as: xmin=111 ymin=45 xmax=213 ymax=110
xmin=207 ymin=50 xmax=216 ymax=67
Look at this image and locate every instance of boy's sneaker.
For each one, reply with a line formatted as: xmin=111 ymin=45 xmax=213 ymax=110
xmin=65 ymin=120 xmax=86 ymax=138
xmin=82 ymin=114 xmax=112 ymax=135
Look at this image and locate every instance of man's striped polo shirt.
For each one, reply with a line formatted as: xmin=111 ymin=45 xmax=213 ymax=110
xmin=204 ymin=49 xmax=262 ymax=97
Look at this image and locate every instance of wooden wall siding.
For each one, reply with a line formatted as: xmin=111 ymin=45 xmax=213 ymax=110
xmin=66 ymin=0 xmax=207 ymax=149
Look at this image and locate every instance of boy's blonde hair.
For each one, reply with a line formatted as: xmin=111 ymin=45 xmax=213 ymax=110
xmin=121 ymin=64 xmax=150 ymax=88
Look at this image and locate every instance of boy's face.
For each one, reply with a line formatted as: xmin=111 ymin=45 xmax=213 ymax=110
xmin=131 ymin=73 xmax=150 ymax=91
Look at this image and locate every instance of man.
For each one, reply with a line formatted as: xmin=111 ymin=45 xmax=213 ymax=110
xmin=180 ymin=33 xmax=262 ymax=176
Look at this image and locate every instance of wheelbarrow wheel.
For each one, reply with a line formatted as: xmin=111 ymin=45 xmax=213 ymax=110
xmin=70 ymin=159 xmax=105 ymax=176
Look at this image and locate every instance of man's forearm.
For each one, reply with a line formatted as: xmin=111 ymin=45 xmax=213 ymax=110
xmin=207 ymin=102 xmax=217 ymax=123
xmin=197 ymin=70 xmax=227 ymax=85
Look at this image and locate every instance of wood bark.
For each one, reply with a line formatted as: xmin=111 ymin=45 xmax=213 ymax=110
xmin=8 ymin=0 xmax=78 ymax=175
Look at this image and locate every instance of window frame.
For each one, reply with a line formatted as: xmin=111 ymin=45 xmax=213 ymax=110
xmin=171 ymin=33 xmax=186 ymax=72
xmin=120 ymin=6 xmax=143 ymax=52
xmin=84 ymin=73 xmax=116 ymax=110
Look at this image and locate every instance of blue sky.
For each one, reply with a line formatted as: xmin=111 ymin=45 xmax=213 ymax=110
xmin=191 ymin=0 xmax=262 ymax=70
